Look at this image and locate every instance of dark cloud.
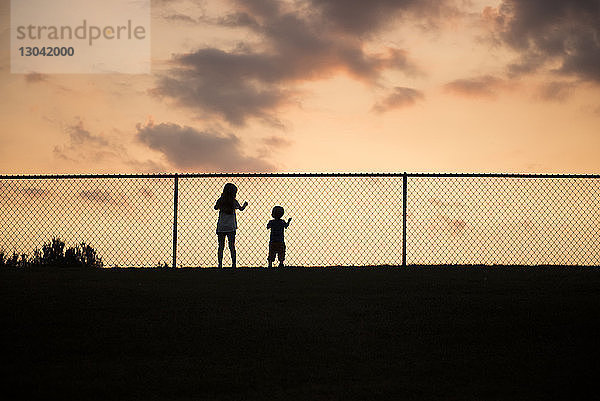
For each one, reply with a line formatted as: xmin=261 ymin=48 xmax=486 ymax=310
xmin=154 ymin=0 xmax=425 ymax=126
xmin=155 ymin=48 xmax=294 ymax=126
xmin=487 ymin=0 xmax=600 ymax=83
xmin=309 ymin=0 xmax=463 ymax=35
xmin=444 ymin=75 xmax=505 ymax=98
xmin=372 ymin=86 xmax=424 ymax=113
xmin=136 ymin=121 xmax=275 ymax=172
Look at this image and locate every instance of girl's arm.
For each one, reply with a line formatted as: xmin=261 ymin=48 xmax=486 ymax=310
xmin=285 ymin=217 xmax=292 ymax=228
xmin=214 ymin=198 xmax=221 ymax=210
xmin=239 ymin=201 xmax=248 ymax=211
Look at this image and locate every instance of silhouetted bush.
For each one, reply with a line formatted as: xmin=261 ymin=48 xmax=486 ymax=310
xmin=155 ymin=261 xmax=171 ymax=269
xmin=0 ymin=238 xmax=103 ymax=269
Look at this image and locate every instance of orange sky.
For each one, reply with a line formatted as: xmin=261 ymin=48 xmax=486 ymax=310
xmin=1 ymin=0 xmax=599 ymax=174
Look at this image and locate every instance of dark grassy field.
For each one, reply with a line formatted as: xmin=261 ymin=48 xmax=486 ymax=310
xmin=1 ymin=267 xmax=599 ymax=400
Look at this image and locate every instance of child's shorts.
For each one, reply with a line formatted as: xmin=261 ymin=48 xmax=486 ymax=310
xmin=268 ymin=241 xmax=286 ymax=262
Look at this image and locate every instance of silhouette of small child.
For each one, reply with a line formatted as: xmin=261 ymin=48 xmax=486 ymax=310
xmin=267 ymin=206 xmax=291 ymax=268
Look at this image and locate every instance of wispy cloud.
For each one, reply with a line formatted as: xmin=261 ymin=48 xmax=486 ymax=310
xmin=0 ymin=182 xmax=48 ymax=201
xmin=257 ymin=135 xmax=293 ymax=158
xmin=54 ymin=120 xmax=116 ymax=162
xmin=79 ymin=189 xmax=123 ymax=206
xmin=163 ymin=13 xmax=198 ymax=24
xmin=444 ymin=75 xmax=507 ymax=98
xmin=536 ymin=81 xmax=578 ymax=102
xmin=372 ymin=87 xmax=424 ymax=113
xmin=53 ymin=120 xmax=166 ymax=172
xmin=261 ymin=135 xmax=292 ymax=149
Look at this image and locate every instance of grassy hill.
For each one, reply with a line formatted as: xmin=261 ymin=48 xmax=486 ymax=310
xmin=1 ymin=267 xmax=599 ymax=400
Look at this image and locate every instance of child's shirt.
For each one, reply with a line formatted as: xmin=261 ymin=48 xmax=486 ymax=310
xmin=267 ymin=218 xmax=289 ymax=243
xmin=216 ymin=199 xmax=242 ymax=232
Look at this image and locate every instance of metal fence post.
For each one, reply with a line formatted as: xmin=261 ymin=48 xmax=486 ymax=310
xmin=172 ymin=174 xmax=179 ymax=268
xmin=402 ymin=172 xmax=407 ymax=267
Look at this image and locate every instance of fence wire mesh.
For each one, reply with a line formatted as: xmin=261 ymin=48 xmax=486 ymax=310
xmin=0 ymin=177 xmax=174 ymax=267
xmin=407 ymin=176 xmax=600 ymax=266
xmin=178 ymin=175 xmax=403 ymax=267
xmin=1 ymin=174 xmax=599 ymax=267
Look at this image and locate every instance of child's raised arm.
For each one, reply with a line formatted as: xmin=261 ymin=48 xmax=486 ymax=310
xmin=239 ymin=201 xmax=248 ymax=211
xmin=285 ymin=217 xmax=292 ymax=227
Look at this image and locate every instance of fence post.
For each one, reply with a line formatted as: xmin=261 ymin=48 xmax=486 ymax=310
xmin=172 ymin=173 xmax=179 ymax=268
xmin=402 ymin=172 xmax=407 ymax=267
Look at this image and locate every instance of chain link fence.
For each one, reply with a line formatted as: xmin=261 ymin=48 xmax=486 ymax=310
xmin=407 ymin=175 xmax=600 ymax=266
xmin=1 ymin=173 xmax=598 ymax=267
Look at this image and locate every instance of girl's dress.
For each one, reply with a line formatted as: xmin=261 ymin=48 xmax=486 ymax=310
xmin=216 ymin=199 xmax=241 ymax=233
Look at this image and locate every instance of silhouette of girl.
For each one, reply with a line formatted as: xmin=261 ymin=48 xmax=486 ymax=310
xmin=214 ymin=183 xmax=248 ymax=268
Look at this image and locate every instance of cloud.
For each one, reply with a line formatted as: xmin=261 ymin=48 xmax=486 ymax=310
xmin=67 ymin=120 xmax=109 ymax=147
xmin=214 ymin=12 xmax=260 ymax=29
xmin=53 ymin=120 xmax=165 ymax=172
xmin=153 ymin=0 xmax=424 ymax=126
xmin=537 ymin=81 xmax=577 ymax=102
xmin=163 ymin=13 xmax=198 ymax=24
xmin=123 ymin=158 xmax=168 ymax=173
xmin=261 ymin=136 xmax=292 ymax=149
xmin=24 ymin=72 xmax=48 ymax=83
xmin=79 ymin=190 xmax=123 ymax=206
xmin=257 ymin=135 xmax=292 ymax=158
xmin=53 ymin=120 xmax=115 ymax=162
xmin=308 ymin=0 xmax=464 ymax=35
xmin=485 ymin=0 xmax=600 ymax=83
xmin=444 ymin=75 xmax=506 ymax=98
xmin=155 ymin=50 xmax=293 ymax=126
xmin=0 ymin=182 xmax=48 ymax=202
xmin=372 ymin=86 xmax=424 ymax=113
xmin=136 ymin=121 xmax=275 ymax=172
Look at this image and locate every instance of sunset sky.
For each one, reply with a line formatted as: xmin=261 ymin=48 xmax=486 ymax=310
xmin=1 ymin=0 xmax=599 ymax=174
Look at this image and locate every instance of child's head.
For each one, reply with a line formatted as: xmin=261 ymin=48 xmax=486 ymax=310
xmin=222 ymin=183 xmax=237 ymax=199
xmin=272 ymin=206 xmax=284 ymax=219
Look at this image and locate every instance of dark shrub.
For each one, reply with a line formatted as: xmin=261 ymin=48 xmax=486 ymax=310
xmin=1 ymin=238 xmax=103 ymax=269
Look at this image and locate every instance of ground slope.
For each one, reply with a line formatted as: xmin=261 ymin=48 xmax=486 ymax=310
xmin=1 ymin=267 xmax=599 ymax=400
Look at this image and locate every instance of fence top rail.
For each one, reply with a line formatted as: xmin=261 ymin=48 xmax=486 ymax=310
xmin=1 ymin=172 xmax=599 ymax=179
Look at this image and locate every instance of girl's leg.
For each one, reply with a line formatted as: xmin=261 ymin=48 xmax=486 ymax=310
xmin=217 ymin=233 xmax=226 ymax=268
xmin=227 ymin=232 xmax=236 ymax=268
